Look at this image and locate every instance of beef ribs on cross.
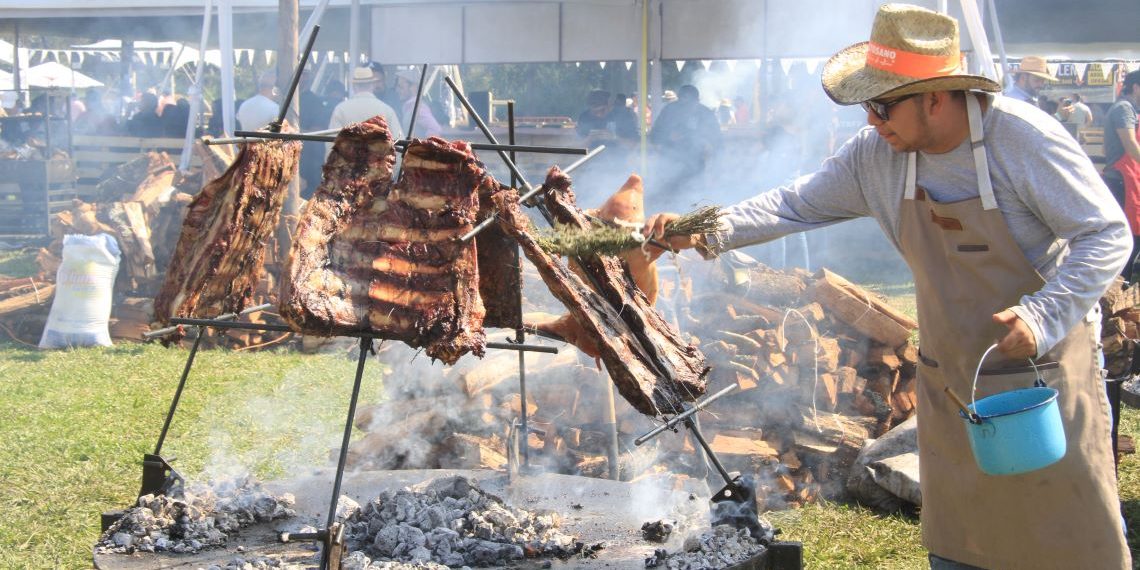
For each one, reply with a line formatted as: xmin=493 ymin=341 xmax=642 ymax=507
xmin=154 ymin=128 xmax=301 ymax=324
xmin=279 ymin=117 xmax=487 ymax=364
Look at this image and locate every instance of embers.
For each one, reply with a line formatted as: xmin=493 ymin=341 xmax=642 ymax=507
xmin=340 ymin=476 xmax=588 ymax=567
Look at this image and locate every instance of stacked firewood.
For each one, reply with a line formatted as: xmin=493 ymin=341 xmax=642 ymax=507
xmin=0 ymin=146 xmax=286 ymax=348
xmin=1100 ymin=277 xmax=1140 ymax=379
xmin=346 ymin=260 xmax=920 ymax=510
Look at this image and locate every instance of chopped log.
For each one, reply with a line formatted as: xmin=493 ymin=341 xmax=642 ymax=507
xmin=746 ymin=265 xmax=808 ymax=307
xmin=808 ymin=268 xmax=916 ymax=347
xmin=499 ymin=392 xmax=538 ymax=417
xmin=836 ymin=367 xmax=862 ymax=394
xmin=1100 ymin=277 xmax=1140 ymax=316
xmin=868 ymin=345 xmax=901 ymax=370
xmin=104 ymin=201 xmax=157 ymax=285
xmin=439 ymin=434 xmax=508 ymax=470
xmin=708 ymin=434 xmax=780 ymax=458
xmin=0 ymin=283 xmax=55 ymax=316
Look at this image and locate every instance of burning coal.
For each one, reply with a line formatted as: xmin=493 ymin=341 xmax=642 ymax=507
xmin=95 ymin=475 xmax=295 ymax=555
xmin=340 ymin=475 xmax=591 ymax=567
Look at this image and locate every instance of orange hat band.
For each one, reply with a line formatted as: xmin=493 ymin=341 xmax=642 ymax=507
xmin=866 ymin=41 xmax=960 ymax=79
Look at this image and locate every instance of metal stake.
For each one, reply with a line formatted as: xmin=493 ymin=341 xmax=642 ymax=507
xmin=321 ymin=336 xmax=371 ymax=569
xmin=270 ymin=24 xmax=320 ymax=134
xmin=507 ymin=101 xmax=530 ymax=468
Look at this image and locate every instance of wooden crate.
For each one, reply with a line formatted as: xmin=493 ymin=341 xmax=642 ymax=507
xmin=0 ymin=158 xmax=75 ymax=236
xmin=71 ymin=135 xmax=200 ymax=200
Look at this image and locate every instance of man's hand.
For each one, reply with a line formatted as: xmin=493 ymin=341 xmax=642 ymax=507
xmin=642 ymin=213 xmax=701 ymax=252
xmin=992 ymin=309 xmax=1038 ymax=359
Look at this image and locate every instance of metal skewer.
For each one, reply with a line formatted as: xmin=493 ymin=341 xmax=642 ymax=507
xmin=268 ymin=24 xmax=320 ymax=134
xmin=208 ymin=130 xmax=586 ymax=156
xmin=144 ymin=303 xmax=273 ymax=339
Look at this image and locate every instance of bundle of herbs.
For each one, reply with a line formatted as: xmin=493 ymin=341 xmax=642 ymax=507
xmin=536 ymin=206 xmax=722 ymax=258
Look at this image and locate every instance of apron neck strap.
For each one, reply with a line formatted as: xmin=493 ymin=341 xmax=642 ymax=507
xmin=903 ymin=93 xmax=996 ymax=209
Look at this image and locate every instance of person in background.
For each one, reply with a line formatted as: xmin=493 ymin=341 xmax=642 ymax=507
xmin=298 ymin=70 xmax=329 ymax=199
xmin=1070 ymin=93 xmax=1094 ymax=128
xmin=645 ymin=5 xmax=1130 ymax=568
xmin=161 ymin=97 xmax=191 ymax=137
xmin=236 ymin=71 xmax=279 ymax=131
xmin=368 ymin=62 xmax=404 ymax=124
xmin=395 ymin=68 xmax=442 ymax=138
xmin=324 ymin=80 xmax=347 ymax=108
xmin=1004 ymin=55 xmax=1054 ymax=105
xmin=126 ymin=92 xmax=163 ymax=137
xmin=1104 ymin=70 xmax=1140 ymax=280
xmin=328 ymin=67 xmax=404 ymax=154
xmin=733 ymin=96 xmax=752 ymax=125
xmin=648 ymin=84 xmax=721 ymax=201
xmin=717 ymin=98 xmax=736 ymax=126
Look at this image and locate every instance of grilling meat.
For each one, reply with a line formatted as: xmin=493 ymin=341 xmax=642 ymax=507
xmin=541 ymin=167 xmax=708 ymax=406
xmin=493 ymin=186 xmax=689 ymax=417
xmin=476 ymin=176 xmax=523 ymax=329
xmin=279 ymin=119 xmax=486 ymax=364
xmin=153 ymin=132 xmax=300 ymax=323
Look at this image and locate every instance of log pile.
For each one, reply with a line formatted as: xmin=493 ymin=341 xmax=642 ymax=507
xmin=0 ymin=146 xmax=288 ymax=349
xmin=345 ymin=258 xmax=920 ymax=511
xmin=1100 ymin=276 xmax=1140 ymax=379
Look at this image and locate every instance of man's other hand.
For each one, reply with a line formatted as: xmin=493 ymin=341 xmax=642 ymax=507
xmin=992 ymin=309 xmax=1038 ymax=359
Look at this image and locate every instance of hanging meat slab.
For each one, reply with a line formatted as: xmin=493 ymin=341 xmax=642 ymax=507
xmin=476 ymin=176 xmax=523 ymax=329
xmin=153 ymin=131 xmax=300 ymax=323
xmin=492 ymin=186 xmax=686 ymax=417
xmin=542 ymin=166 xmax=709 ymax=402
xmin=279 ymin=119 xmax=486 ymax=364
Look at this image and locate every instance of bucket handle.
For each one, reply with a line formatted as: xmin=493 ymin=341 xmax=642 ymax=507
xmin=971 ymin=343 xmax=1043 ymax=416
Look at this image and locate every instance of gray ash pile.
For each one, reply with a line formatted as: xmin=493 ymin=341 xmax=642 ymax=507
xmin=95 ymin=476 xmax=296 ymax=555
xmin=341 ymin=475 xmax=588 ymax=567
xmin=644 ymin=525 xmax=766 ymax=569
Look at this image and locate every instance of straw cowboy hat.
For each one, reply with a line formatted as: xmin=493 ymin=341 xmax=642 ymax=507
xmin=351 ymin=67 xmax=378 ymax=83
xmin=821 ymin=4 xmax=1000 ymax=105
xmin=1012 ymin=56 xmax=1056 ymax=81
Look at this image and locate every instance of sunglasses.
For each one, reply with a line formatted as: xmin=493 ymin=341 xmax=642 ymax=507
xmin=861 ymin=93 xmax=919 ymax=121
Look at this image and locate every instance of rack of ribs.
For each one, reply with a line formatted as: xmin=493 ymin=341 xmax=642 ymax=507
xmin=279 ymin=117 xmax=486 ymax=364
xmin=153 ymin=132 xmax=301 ymax=324
xmin=491 ymin=184 xmax=701 ymax=417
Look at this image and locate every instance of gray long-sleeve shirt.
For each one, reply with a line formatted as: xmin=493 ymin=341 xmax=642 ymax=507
xmin=708 ymin=95 xmax=1130 ymax=355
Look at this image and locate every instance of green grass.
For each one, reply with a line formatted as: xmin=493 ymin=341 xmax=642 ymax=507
xmin=0 ymin=247 xmax=40 ymax=279
xmin=0 ymin=342 xmax=384 ymax=569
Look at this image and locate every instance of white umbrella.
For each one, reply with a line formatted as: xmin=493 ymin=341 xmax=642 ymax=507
xmin=24 ymin=61 xmax=104 ymax=89
xmin=0 ymin=69 xmax=12 ymax=90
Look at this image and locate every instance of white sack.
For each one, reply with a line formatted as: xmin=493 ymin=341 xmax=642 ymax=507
xmin=39 ymin=233 xmax=121 ymax=349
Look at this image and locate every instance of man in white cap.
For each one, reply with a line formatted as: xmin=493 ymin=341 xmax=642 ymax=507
xmin=1004 ymin=55 xmax=1055 ymax=105
xmin=328 ymin=67 xmax=404 ymax=150
xmin=645 ymin=4 xmax=1130 ymax=569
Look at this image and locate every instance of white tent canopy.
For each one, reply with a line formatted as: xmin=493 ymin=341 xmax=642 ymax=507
xmin=23 ymin=61 xmax=104 ymax=89
xmin=69 ymin=39 xmax=224 ymax=69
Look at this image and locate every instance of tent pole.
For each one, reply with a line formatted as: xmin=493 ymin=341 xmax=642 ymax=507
xmin=639 ymin=0 xmax=648 ymax=175
xmin=218 ymin=0 xmax=236 ymax=136
xmin=984 ymin=0 xmax=1010 ymax=87
xmin=278 ymin=0 xmax=301 ymax=264
xmin=179 ymin=0 xmax=213 ymax=173
xmin=13 ymin=22 xmax=21 ymax=101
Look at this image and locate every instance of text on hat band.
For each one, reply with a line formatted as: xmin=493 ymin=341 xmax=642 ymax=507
xmin=866 ymin=41 xmax=960 ymax=80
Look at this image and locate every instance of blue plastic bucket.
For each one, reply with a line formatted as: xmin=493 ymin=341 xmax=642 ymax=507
xmin=959 ymin=344 xmax=1066 ymax=476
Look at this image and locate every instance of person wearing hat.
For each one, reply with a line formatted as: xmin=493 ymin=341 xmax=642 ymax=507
xmin=395 ymin=68 xmax=443 ymax=138
xmin=327 ymin=66 xmax=404 ymax=153
xmin=1004 ymin=55 xmax=1055 ymax=105
xmin=644 ymin=4 xmax=1130 ymax=569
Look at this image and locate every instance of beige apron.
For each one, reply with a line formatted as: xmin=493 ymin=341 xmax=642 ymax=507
xmin=897 ymin=96 xmax=1129 ymax=569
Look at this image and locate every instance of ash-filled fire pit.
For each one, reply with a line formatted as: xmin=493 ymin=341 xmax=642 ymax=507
xmin=94 ymin=468 xmax=791 ymax=569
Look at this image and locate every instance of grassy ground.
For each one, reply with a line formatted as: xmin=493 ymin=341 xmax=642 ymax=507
xmin=1 ymin=263 xmax=1138 ymax=568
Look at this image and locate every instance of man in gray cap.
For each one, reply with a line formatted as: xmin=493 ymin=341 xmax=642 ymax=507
xmin=237 ymin=71 xmax=279 ymax=131
xmin=645 ymin=4 xmax=1130 ymax=569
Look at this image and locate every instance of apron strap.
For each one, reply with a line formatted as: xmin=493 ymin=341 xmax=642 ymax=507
xmin=903 ymin=93 xmax=995 ymax=208
xmin=966 ymin=94 xmax=997 ymax=210
xmin=904 ymin=152 xmax=918 ymax=199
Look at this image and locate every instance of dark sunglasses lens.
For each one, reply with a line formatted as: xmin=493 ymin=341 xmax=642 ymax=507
xmin=862 ymin=100 xmax=888 ymax=120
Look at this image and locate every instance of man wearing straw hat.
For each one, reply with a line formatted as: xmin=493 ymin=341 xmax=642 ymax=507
xmin=327 ymin=67 xmax=404 ymax=155
xmin=1004 ymin=55 xmax=1055 ymax=105
xmin=645 ymin=4 xmax=1130 ymax=568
